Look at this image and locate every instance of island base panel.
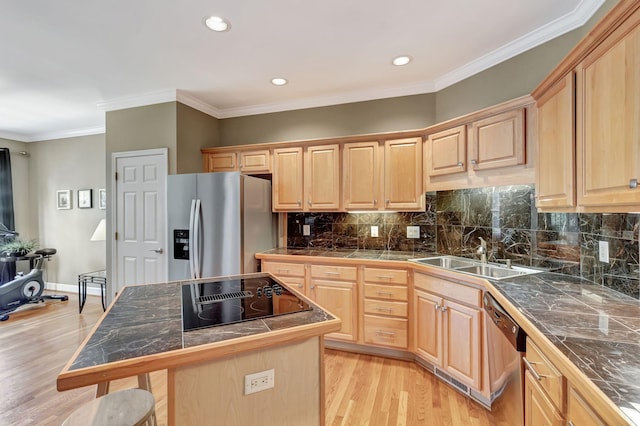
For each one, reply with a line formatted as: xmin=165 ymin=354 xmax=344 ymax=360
xmin=169 ymin=337 xmax=322 ymax=426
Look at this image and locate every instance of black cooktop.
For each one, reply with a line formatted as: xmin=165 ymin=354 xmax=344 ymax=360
xmin=181 ymin=274 xmax=312 ymax=332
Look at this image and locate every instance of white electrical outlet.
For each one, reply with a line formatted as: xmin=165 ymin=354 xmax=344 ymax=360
xmin=371 ymin=225 xmax=379 ymax=237
xmin=302 ymin=224 xmax=311 ymax=236
xmin=599 ymin=240 xmax=610 ymax=263
xmin=244 ymin=369 xmax=275 ymax=395
xmin=407 ymin=226 xmax=420 ymax=239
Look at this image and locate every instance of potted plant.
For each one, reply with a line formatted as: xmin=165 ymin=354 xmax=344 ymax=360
xmin=0 ymin=239 xmax=37 ymax=257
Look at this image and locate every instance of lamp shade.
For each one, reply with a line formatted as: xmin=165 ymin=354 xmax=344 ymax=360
xmin=90 ymin=219 xmax=107 ymax=241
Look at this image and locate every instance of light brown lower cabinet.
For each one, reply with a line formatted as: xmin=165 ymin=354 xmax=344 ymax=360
xmin=309 ymin=265 xmax=358 ymax=342
xmin=524 ymin=370 xmax=564 ymax=426
xmin=566 ymin=385 xmax=606 ymax=426
xmin=413 ymin=273 xmax=482 ymax=391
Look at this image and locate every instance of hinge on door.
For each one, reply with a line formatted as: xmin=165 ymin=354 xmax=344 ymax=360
xmin=115 ymin=172 xmax=118 ymax=181
xmin=115 ymin=232 xmax=118 ymax=241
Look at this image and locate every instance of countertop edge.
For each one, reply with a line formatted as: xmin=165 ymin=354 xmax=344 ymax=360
xmin=57 ymin=315 xmax=341 ymax=391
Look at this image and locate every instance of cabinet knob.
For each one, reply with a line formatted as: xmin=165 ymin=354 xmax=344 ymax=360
xmin=440 ymin=306 xmax=448 ymax=312
xmin=630 ymin=178 xmax=638 ymax=189
xmin=434 ymin=303 xmax=440 ymax=311
xmin=457 ymin=161 xmax=463 ymax=167
xmin=373 ymin=199 xmax=377 ymax=205
xmin=385 ymin=200 xmax=390 ymax=205
xmin=308 ymin=200 xmax=312 ymax=206
xmin=297 ymin=200 xmax=301 ymax=206
xmin=471 ymin=159 xmax=478 ymax=166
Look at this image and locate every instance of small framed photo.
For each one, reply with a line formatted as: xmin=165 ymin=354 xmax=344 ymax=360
xmin=98 ymin=188 xmax=106 ymax=210
xmin=57 ymin=190 xmax=71 ymax=210
xmin=78 ymin=189 xmax=93 ymax=209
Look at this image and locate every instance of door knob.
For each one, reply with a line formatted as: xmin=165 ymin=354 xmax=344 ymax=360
xmin=150 ymin=248 xmax=164 ymax=254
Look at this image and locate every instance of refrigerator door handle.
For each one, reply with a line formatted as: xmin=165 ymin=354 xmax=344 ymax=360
xmin=188 ymin=199 xmax=197 ymax=279
xmin=193 ymin=199 xmax=202 ymax=279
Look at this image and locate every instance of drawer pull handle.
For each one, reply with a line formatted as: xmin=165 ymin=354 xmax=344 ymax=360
xmin=376 ymin=275 xmax=394 ymax=279
xmin=297 ymin=284 xmax=303 ymax=289
xmin=277 ymin=269 xmax=289 ymax=274
xmin=523 ymin=357 xmax=548 ymax=381
xmin=568 ymin=422 xmax=576 ymax=426
xmin=376 ymin=291 xmax=394 ymax=296
xmin=377 ymin=331 xmax=396 ymax=337
xmin=324 ymin=271 xmax=340 ymax=276
xmin=376 ymin=307 xmax=394 ymax=313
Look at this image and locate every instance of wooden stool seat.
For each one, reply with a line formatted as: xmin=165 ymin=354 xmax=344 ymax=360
xmin=62 ymin=388 xmax=155 ymax=426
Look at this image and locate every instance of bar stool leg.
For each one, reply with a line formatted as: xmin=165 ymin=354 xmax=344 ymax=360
xmin=137 ymin=374 xmax=158 ymax=426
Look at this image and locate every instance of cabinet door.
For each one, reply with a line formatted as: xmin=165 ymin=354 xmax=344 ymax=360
xmin=414 ymin=289 xmax=443 ymax=367
xmin=305 ymin=144 xmax=341 ymax=211
xmin=239 ymin=150 xmax=271 ymax=173
xmin=525 ymin=371 xmax=564 ymax=426
xmin=384 ymin=137 xmax=424 ymax=210
xmin=468 ymin=108 xmax=525 ymax=171
xmin=310 ymin=279 xmax=357 ymax=342
xmin=536 ymin=73 xmax=576 ymax=209
xmin=343 ymin=141 xmax=380 ymax=210
xmin=567 ymin=385 xmax=605 ymax=426
xmin=203 ymin=152 xmax=237 ymax=172
xmin=272 ymin=147 xmax=304 ymax=211
xmin=442 ymin=299 xmax=481 ymax=389
xmin=425 ymin=125 xmax=467 ymax=177
xmin=576 ymin=14 xmax=640 ymax=207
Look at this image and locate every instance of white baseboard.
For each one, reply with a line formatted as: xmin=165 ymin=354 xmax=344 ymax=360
xmin=45 ymin=282 xmax=102 ymax=296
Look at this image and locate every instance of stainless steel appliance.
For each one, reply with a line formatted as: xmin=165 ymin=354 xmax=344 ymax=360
xmin=484 ymin=291 xmax=527 ymax=425
xmin=167 ymin=172 xmax=276 ymax=281
xmin=181 ymin=273 xmax=312 ymax=331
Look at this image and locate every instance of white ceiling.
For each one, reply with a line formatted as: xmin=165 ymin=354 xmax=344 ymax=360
xmin=0 ymin=0 xmax=604 ymax=142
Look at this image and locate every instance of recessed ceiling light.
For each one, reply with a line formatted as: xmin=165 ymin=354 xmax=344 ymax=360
xmin=205 ymin=16 xmax=230 ymax=32
xmin=392 ymin=55 xmax=412 ymax=66
xmin=271 ymin=78 xmax=288 ymax=86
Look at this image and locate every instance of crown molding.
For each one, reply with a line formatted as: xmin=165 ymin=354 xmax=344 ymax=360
xmin=217 ymin=80 xmax=438 ymax=118
xmin=96 ymin=89 xmax=179 ymax=112
xmin=433 ymin=0 xmax=606 ymax=90
xmin=175 ymin=90 xmax=224 ymax=118
xmin=26 ymin=126 xmax=105 ymax=143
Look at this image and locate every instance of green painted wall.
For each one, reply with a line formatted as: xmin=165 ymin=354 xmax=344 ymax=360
xmin=176 ymin=102 xmax=220 ymax=173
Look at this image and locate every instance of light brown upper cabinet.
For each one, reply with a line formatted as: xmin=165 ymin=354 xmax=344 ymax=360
xmin=273 ymin=144 xmax=341 ymax=212
xmin=304 ymin=144 xmax=341 ymax=211
xmin=535 ymin=73 xmax=576 ymax=210
xmin=202 ymin=148 xmax=271 ymax=173
xmin=425 ymin=125 xmax=467 ymax=177
xmin=468 ymin=108 xmax=525 ymax=171
xmin=384 ymin=137 xmax=424 ymax=210
xmin=532 ymin=1 xmax=640 ymax=212
xmin=576 ymin=11 xmax=640 ymax=209
xmin=343 ymin=141 xmax=381 ymax=210
xmin=272 ymin=146 xmax=304 ymax=210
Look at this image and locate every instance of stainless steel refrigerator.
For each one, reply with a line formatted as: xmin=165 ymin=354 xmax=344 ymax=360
xmin=167 ymin=172 xmax=276 ymax=281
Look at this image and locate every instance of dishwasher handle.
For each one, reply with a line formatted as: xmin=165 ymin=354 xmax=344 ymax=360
xmin=483 ymin=291 xmax=527 ymax=352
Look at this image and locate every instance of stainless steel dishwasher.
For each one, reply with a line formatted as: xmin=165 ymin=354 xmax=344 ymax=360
xmin=483 ymin=291 xmax=527 ymax=425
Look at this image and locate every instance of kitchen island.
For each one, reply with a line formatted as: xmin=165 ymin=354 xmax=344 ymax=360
xmin=57 ymin=273 xmax=341 ymax=426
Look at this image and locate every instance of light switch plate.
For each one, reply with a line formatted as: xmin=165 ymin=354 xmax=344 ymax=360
xmin=407 ymin=226 xmax=420 ymax=239
xmin=302 ymin=225 xmax=311 ymax=236
xmin=371 ymin=226 xmax=379 ymax=238
xmin=599 ymin=240 xmax=609 ymax=263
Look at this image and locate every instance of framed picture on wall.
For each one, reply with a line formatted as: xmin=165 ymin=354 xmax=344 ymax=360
xmin=56 ymin=190 xmax=71 ymax=210
xmin=78 ymin=189 xmax=92 ymax=209
xmin=98 ymin=188 xmax=106 ymax=209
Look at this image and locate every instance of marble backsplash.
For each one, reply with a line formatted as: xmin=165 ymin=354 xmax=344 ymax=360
xmin=286 ymin=185 xmax=640 ymax=299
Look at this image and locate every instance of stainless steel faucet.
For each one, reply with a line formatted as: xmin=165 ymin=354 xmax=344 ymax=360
xmin=476 ymin=237 xmax=487 ymax=263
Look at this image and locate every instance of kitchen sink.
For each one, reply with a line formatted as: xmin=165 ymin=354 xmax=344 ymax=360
xmin=409 ymin=255 xmax=541 ymax=280
xmin=410 ymin=256 xmax=476 ymax=269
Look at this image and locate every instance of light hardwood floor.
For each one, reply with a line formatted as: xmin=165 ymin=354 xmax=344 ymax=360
xmin=1 ymin=293 xmax=510 ymax=425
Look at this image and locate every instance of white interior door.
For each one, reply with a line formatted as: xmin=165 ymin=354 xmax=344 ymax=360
xmin=113 ymin=149 xmax=167 ymax=294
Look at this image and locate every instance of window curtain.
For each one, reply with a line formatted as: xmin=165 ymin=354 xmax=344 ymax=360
xmin=0 ymin=148 xmax=15 ymax=231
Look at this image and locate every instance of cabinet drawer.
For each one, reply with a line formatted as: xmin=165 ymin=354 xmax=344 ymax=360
xmin=364 ymin=299 xmax=408 ymax=318
xmin=364 ymin=283 xmax=408 ymax=301
xmin=277 ymin=276 xmax=305 ymax=293
xmin=414 ymin=273 xmax=481 ymax=307
xmin=262 ymin=261 xmax=305 ymax=278
xmin=363 ymin=315 xmax=408 ymax=349
xmin=363 ymin=267 xmax=407 ymax=285
xmin=310 ymin=265 xmax=357 ymax=281
xmin=525 ymin=339 xmax=565 ymax=412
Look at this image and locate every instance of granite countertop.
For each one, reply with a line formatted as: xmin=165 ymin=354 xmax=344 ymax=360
xmin=259 ymin=247 xmax=427 ymax=261
xmin=261 ymin=248 xmax=640 ymax=424
xmin=489 ymin=273 xmax=640 ymax=425
xmin=62 ymin=274 xmax=337 ymax=375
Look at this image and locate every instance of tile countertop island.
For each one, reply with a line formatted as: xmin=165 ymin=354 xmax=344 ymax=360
xmin=57 ymin=273 xmax=340 ymax=426
xmin=257 ymin=248 xmax=640 ymax=425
